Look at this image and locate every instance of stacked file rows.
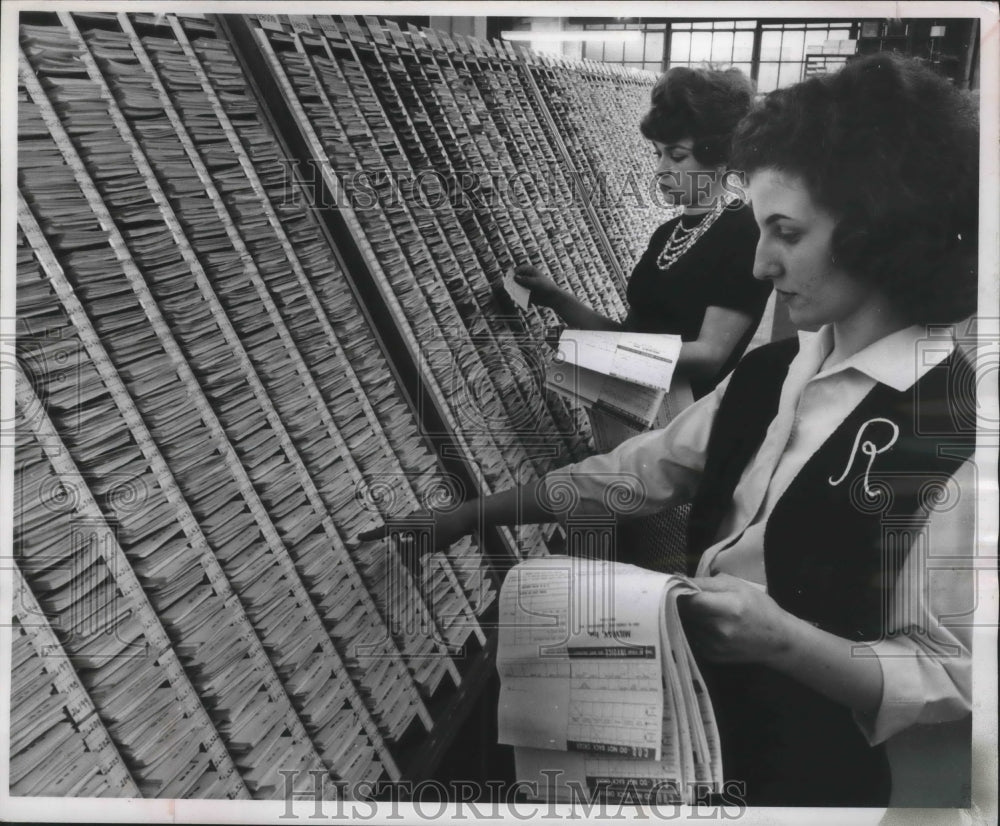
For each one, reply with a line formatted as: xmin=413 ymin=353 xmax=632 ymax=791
xmin=368 ymin=21 xmax=599 ymax=462
xmin=408 ymin=26 xmax=629 ymax=401
xmin=8 ymin=607 xmax=139 ymax=799
xmin=14 ymin=12 xmax=497 ymax=798
xmin=523 ymin=53 xmax=667 ymax=271
xmin=253 ymin=16 xmax=661 ymax=484
xmin=258 ymin=23 xmax=581 ymax=508
xmin=416 ymin=26 xmax=630 ymax=317
xmin=333 ymin=20 xmax=598 ymax=465
xmin=11 ymin=11 xmax=659 ymax=800
xmin=14 ymin=231 xmax=257 ymax=799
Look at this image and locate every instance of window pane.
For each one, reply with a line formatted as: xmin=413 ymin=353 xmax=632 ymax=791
xmin=692 ymin=21 xmax=712 ymax=30
xmin=777 ymin=61 xmax=803 ymax=87
xmin=733 ymin=31 xmax=754 ymax=62
xmin=760 ymin=30 xmax=782 ymax=60
xmin=645 ymin=61 xmax=663 ymax=74
xmin=804 ymin=29 xmax=829 ymax=50
xmin=690 ymin=31 xmax=713 ymax=63
xmin=670 ymin=31 xmax=691 ymax=63
xmin=624 ymin=33 xmax=644 ymax=62
xmin=605 ymin=40 xmax=625 ymax=63
xmin=781 ymin=30 xmax=806 ymax=61
xmin=644 ymin=31 xmax=664 ymax=62
xmin=583 ymin=41 xmax=600 ymax=60
xmin=711 ymin=31 xmax=734 ymax=61
xmin=757 ymin=62 xmax=780 ymax=92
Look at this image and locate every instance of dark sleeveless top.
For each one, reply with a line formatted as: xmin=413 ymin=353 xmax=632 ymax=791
xmin=624 ymin=203 xmax=770 ymax=398
xmin=685 ymin=339 xmax=975 ymax=806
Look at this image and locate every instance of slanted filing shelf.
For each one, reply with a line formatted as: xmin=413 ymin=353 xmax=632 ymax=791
xmin=11 ymin=10 xmax=659 ymax=799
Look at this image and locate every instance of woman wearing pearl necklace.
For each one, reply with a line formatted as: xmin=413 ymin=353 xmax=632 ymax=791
xmin=515 ymin=66 xmax=771 ymax=401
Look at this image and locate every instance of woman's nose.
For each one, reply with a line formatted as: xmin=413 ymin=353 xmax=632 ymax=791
xmin=752 ymin=243 xmax=780 ymax=281
xmin=656 ymin=161 xmax=677 ymax=187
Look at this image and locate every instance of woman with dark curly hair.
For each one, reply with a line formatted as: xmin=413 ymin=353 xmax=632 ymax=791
xmin=362 ymin=53 xmax=979 ymax=807
xmin=514 ymin=66 xmax=771 ymax=399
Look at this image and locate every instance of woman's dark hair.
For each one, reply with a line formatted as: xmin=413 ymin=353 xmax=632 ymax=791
xmin=640 ymin=66 xmax=756 ymax=166
xmin=732 ymin=53 xmax=979 ymax=325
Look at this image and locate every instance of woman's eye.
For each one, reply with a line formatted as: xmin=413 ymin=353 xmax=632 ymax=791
xmin=776 ymin=229 xmax=801 ymax=243
xmin=670 ymin=154 xmax=687 ymax=163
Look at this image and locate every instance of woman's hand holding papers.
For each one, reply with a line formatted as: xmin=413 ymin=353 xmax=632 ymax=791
xmin=680 ymin=573 xmax=884 ymax=716
xmin=679 ymin=573 xmax=795 ymax=665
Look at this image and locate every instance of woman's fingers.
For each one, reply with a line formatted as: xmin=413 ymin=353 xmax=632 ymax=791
xmin=679 ymin=575 xmax=794 ymax=664
xmin=688 ymin=572 xmax=746 ymax=592
xmin=355 ymin=508 xmax=473 ymax=553
xmin=356 ymin=511 xmax=433 ymax=544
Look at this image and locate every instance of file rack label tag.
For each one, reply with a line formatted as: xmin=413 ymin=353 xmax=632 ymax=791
xmin=257 ymin=14 xmax=284 ymax=33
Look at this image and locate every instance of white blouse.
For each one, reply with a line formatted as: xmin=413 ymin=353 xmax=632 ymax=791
xmin=542 ymin=324 xmax=975 ymax=747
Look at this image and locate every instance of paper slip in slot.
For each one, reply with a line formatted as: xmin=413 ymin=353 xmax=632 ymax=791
xmin=123 ymin=688 xmax=188 ymax=757
xmin=10 ymin=691 xmax=73 ymax=755
xmin=272 ymin=627 xmax=323 ymax=675
xmin=150 ymin=560 xmax=205 ymax=606
xmin=88 ymin=657 xmax=162 ymax=713
xmin=316 ymin=710 xmax=363 ymax=764
xmin=228 ymin=699 xmax=280 ymax=752
xmin=159 ymin=749 xmax=214 ymax=799
xmin=500 ymin=269 xmax=532 ymax=309
xmin=217 ymin=668 xmax=265 ymax=718
xmin=74 ymin=612 xmax=146 ymax=663
xmin=200 ymin=654 xmax=253 ymax=696
xmin=10 ymin=633 xmax=38 ymax=673
xmin=140 ymin=731 xmax=203 ymax=789
xmin=8 ymin=720 xmax=77 ymax=786
xmin=222 ymin=683 xmax=272 ymax=732
xmin=233 ymin=717 xmax=284 ymax=774
xmin=30 ymin=743 xmax=100 ymax=798
xmin=11 ymin=736 xmax=88 ymax=797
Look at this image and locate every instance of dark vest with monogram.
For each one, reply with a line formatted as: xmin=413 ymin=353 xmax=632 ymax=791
xmin=685 ymin=338 xmax=974 ymax=806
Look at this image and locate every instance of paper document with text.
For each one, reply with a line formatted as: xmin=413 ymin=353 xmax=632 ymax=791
xmin=497 ymin=557 xmax=722 ymax=804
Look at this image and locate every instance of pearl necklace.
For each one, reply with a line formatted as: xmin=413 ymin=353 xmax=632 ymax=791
xmin=655 ymin=198 xmax=728 ymax=272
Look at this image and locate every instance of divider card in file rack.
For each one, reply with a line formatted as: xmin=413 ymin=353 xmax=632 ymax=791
xmin=545 ymin=330 xmax=682 ymax=427
xmin=497 ymin=557 xmax=723 ymax=804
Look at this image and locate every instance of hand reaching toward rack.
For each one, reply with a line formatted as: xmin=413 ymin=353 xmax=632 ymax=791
xmin=515 ymin=264 xmax=624 ymax=331
xmin=355 ymin=479 xmax=563 ymax=554
xmin=356 ymin=502 xmax=478 ymax=553
xmin=513 ymin=264 xmax=562 ymax=308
